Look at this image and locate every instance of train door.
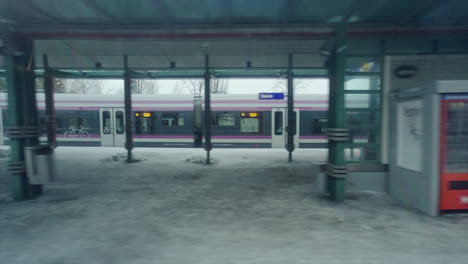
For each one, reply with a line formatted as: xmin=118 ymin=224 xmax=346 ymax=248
xmin=100 ymin=108 xmax=126 ymax=147
xmin=271 ymin=108 xmax=300 ymax=148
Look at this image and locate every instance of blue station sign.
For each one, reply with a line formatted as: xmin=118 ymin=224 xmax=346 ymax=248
xmin=258 ymin=93 xmax=284 ymax=100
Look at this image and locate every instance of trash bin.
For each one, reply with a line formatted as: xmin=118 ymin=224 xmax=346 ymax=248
xmin=25 ymin=145 xmax=56 ymax=184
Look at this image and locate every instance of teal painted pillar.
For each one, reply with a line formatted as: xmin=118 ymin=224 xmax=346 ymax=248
xmin=123 ymin=55 xmax=134 ymax=163
xmin=4 ymin=35 xmax=41 ymax=200
xmin=325 ymin=26 xmax=349 ymax=202
xmin=286 ymin=54 xmax=295 ymax=162
xmin=203 ymin=55 xmax=212 ymax=164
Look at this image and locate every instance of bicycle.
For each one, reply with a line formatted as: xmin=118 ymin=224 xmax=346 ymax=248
xmin=64 ymin=126 xmax=90 ymax=138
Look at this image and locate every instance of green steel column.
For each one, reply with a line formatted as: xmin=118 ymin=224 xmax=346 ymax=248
xmin=286 ymin=54 xmax=295 ymax=162
xmin=4 ymin=36 xmax=40 ymax=200
xmin=326 ymin=26 xmax=348 ymax=202
xmin=204 ymin=55 xmax=213 ymax=164
xmin=123 ymin=55 xmax=134 ymax=163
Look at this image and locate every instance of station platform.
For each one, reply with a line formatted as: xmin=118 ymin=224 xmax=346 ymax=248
xmin=1 ymin=147 xmax=468 ymax=264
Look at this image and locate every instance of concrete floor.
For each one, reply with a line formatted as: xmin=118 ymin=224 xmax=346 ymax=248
xmin=1 ymin=147 xmax=468 ymax=264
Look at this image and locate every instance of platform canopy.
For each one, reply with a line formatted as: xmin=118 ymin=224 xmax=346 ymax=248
xmin=1 ymin=0 xmax=467 ymax=29
xmin=1 ymin=0 xmax=468 ymax=77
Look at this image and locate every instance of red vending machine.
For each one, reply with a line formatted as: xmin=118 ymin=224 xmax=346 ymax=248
xmin=440 ymin=94 xmax=468 ymax=210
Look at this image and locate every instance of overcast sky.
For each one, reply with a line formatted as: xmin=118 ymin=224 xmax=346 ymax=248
xmin=102 ymin=78 xmax=330 ymax=95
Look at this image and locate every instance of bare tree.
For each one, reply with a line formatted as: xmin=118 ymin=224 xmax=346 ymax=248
xmin=131 ymin=79 xmax=160 ymax=94
xmin=64 ymin=79 xmax=104 ymax=94
xmin=0 ymin=77 xmax=66 ymax=93
xmin=173 ymin=78 xmax=228 ymax=96
xmin=273 ymin=78 xmax=307 ymax=93
xmin=211 ymin=78 xmax=229 ymax=94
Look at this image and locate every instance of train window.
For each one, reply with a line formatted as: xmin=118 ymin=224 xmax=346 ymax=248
xmin=134 ymin=112 xmax=157 ymax=135
xmin=68 ymin=116 xmax=90 ymax=131
xmin=161 ymin=112 xmax=184 ymax=127
xmin=102 ymin=111 xmax=111 ymax=134
xmin=312 ymin=118 xmax=328 ymax=134
xmin=240 ymin=113 xmax=261 ymax=133
xmin=274 ymin=111 xmax=283 ymax=135
xmin=115 ymin=111 xmax=124 ymax=134
xmin=214 ymin=113 xmax=235 ymax=127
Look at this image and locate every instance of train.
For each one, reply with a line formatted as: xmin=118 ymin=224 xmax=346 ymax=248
xmin=0 ymin=93 xmax=370 ymax=148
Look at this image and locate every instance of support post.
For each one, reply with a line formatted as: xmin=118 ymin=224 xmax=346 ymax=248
xmin=325 ymin=25 xmax=348 ymax=202
xmin=43 ymin=54 xmax=57 ymax=149
xmin=203 ymin=55 xmax=213 ymax=164
xmin=4 ymin=35 xmax=41 ymax=200
xmin=123 ymin=55 xmax=134 ymax=163
xmin=286 ymin=54 xmax=295 ymax=162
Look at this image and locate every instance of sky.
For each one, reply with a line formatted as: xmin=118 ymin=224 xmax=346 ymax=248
xmin=102 ymin=78 xmax=330 ymax=95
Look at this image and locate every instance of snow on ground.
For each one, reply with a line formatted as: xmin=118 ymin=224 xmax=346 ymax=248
xmin=1 ymin=147 xmax=468 ymax=264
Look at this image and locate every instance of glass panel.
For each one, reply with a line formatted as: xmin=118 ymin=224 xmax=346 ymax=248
xmin=345 ymin=94 xmax=380 ymax=109
xmin=162 ymin=112 xmax=185 ymax=127
xmin=444 ymin=101 xmax=468 ymax=173
xmin=349 ymin=128 xmax=378 ymax=144
xmin=346 ymin=111 xmax=380 ymax=127
xmin=345 ymin=76 xmax=380 ymax=90
xmin=240 ymin=117 xmax=260 ymax=133
xmin=216 ymin=113 xmax=235 ymax=126
xmin=102 ymin=111 xmax=111 ymax=134
xmin=274 ymin=111 xmax=283 ymax=135
xmin=345 ymin=57 xmax=381 ymax=73
xmin=115 ymin=111 xmax=124 ymax=134
xmin=345 ymin=146 xmax=379 ymax=162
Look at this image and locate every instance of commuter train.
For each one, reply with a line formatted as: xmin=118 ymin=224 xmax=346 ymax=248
xmin=0 ymin=93 xmax=370 ymax=148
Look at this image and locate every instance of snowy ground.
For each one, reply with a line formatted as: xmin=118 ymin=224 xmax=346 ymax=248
xmin=1 ymin=147 xmax=468 ymax=264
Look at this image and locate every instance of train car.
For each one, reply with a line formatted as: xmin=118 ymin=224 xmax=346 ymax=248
xmin=0 ymin=93 xmax=337 ymax=148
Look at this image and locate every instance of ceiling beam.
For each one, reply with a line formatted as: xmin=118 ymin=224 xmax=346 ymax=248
xmin=399 ymin=0 xmax=447 ymax=24
xmin=82 ymin=0 xmax=122 ymax=24
xmin=19 ymin=0 xmax=65 ymax=24
xmin=149 ymin=0 xmax=173 ymax=25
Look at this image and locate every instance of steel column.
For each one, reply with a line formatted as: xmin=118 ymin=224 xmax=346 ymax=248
xmin=204 ymin=55 xmax=213 ymax=164
xmin=43 ymin=54 xmax=57 ymax=149
xmin=123 ymin=55 xmax=134 ymax=162
xmin=326 ymin=26 xmax=348 ymax=202
xmin=286 ymin=54 xmax=295 ymax=162
xmin=4 ymin=36 xmax=41 ymax=200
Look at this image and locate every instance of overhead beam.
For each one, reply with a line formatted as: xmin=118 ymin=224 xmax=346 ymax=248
xmin=82 ymin=0 xmax=122 ymax=24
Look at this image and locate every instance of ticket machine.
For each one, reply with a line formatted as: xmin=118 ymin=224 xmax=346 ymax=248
xmin=389 ymin=80 xmax=468 ymax=215
xmin=439 ymin=94 xmax=468 ymax=210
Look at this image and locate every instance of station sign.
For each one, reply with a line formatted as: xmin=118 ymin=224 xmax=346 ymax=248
xmin=258 ymin=93 xmax=284 ymax=100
